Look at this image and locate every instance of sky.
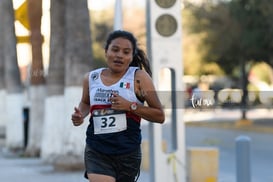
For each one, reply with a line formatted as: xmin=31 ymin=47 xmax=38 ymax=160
xmin=88 ymin=0 xmax=145 ymax=10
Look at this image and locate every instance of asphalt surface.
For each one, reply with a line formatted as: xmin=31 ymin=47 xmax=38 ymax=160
xmin=185 ymin=126 xmax=273 ymax=182
xmin=1 ymin=109 xmax=273 ymax=182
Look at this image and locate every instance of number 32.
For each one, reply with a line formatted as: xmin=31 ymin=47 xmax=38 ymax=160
xmin=101 ymin=116 xmax=116 ymax=128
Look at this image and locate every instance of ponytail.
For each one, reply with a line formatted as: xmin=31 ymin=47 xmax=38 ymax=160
xmin=130 ymin=48 xmax=152 ymax=76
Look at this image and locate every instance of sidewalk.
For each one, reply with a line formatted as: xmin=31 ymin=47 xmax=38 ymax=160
xmin=0 ymin=137 xmax=150 ymax=182
xmin=0 ymin=155 xmax=85 ymax=182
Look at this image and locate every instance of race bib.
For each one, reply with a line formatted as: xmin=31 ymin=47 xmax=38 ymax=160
xmin=92 ymin=109 xmax=127 ymax=134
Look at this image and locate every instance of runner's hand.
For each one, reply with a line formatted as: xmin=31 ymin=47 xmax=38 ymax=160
xmin=71 ymin=107 xmax=84 ymax=126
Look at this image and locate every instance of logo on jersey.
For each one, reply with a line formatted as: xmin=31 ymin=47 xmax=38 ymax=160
xmin=94 ymin=88 xmax=119 ymax=103
xmin=91 ymin=72 xmax=99 ymax=81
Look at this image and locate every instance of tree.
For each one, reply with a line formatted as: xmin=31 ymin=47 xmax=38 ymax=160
xmin=41 ymin=0 xmax=66 ymax=163
xmin=1 ymin=0 xmax=24 ymax=149
xmin=55 ymin=0 xmax=93 ymax=169
xmin=184 ymin=0 xmax=273 ymax=119
xmin=229 ymin=0 xmax=273 ymax=66
xmin=25 ymin=0 xmax=46 ymax=156
xmin=184 ymin=0 xmax=273 ymax=75
xmin=0 ymin=0 xmax=6 ymax=131
xmin=226 ymin=0 xmax=273 ymax=119
xmin=90 ymin=9 xmax=113 ymax=68
xmin=184 ymin=1 xmax=238 ymax=73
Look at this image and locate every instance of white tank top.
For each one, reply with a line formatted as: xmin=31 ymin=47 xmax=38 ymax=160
xmin=89 ymin=67 xmax=143 ymax=109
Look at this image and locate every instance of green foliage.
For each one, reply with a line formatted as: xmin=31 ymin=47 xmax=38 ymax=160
xmin=184 ymin=0 xmax=273 ymax=76
xmin=201 ymin=62 xmax=225 ymax=75
xmin=229 ymin=0 xmax=273 ymax=61
xmin=250 ymin=62 xmax=273 ymax=84
xmin=182 ymin=3 xmax=218 ymax=75
xmin=89 ymin=9 xmax=113 ymax=68
xmin=92 ymin=43 xmax=107 ymax=69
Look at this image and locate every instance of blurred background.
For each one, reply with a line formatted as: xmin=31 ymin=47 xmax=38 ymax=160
xmin=12 ymin=0 xmax=273 ymax=111
xmin=1 ymin=0 xmax=273 ymax=182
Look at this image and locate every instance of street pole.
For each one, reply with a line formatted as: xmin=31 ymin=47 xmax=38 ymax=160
xmin=241 ymin=59 xmax=248 ymax=120
xmin=236 ymin=135 xmax=252 ymax=182
xmin=114 ymin=0 xmax=123 ymax=30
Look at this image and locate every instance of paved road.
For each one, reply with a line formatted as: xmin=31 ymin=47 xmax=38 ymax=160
xmin=185 ymin=127 xmax=273 ymax=182
xmin=2 ymin=127 xmax=272 ymax=182
xmin=1 ymin=109 xmax=273 ymax=182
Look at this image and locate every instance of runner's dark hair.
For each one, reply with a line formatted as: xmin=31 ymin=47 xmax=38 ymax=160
xmin=105 ymin=30 xmax=152 ymax=76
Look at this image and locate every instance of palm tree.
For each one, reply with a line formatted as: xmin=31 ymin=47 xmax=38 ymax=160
xmin=0 ymin=0 xmax=7 ymax=134
xmin=2 ymin=0 xmax=24 ymax=150
xmin=41 ymin=0 xmax=66 ymax=163
xmin=25 ymin=0 xmax=46 ymax=157
xmin=57 ymin=0 xmax=93 ymax=168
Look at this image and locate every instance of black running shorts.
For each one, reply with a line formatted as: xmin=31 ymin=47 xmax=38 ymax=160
xmin=84 ymin=144 xmax=141 ymax=182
